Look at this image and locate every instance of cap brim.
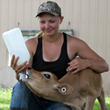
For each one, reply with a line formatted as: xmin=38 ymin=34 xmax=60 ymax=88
xmin=35 ymin=11 xmax=59 ymax=18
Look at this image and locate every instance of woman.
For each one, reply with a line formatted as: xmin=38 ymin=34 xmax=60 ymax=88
xmin=10 ymin=1 xmax=109 ymax=110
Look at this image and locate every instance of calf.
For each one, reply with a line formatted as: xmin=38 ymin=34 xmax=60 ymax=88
xmin=17 ymin=69 xmax=108 ymax=110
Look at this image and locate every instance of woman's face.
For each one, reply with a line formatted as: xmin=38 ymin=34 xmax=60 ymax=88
xmin=38 ymin=13 xmax=63 ymax=36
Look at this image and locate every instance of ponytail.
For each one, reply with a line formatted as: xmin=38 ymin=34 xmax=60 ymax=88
xmin=35 ymin=31 xmax=44 ymax=38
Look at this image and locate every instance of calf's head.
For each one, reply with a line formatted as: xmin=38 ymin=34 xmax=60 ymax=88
xmin=23 ymin=69 xmax=73 ymax=98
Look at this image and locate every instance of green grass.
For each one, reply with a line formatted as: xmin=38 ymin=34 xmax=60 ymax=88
xmin=0 ymin=88 xmax=12 ymax=110
xmin=93 ymin=97 xmax=110 ymax=110
xmin=0 ymin=88 xmax=110 ymax=110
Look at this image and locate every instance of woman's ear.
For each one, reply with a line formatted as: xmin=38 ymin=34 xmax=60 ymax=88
xmin=55 ymin=83 xmax=73 ymax=95
xmin=60 ymin=16 xmax=64 ymax=24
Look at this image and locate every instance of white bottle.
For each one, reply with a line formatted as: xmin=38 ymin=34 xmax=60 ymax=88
xmin=2 ymin=28 xmax=30 ymax=66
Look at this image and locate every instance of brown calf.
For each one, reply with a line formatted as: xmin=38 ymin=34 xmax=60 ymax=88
xmin=18 ymin=69 xmax=108 ymax=110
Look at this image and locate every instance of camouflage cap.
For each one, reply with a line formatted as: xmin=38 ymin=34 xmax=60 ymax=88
xmin=36 ymin=1 xmax=61 ymax=17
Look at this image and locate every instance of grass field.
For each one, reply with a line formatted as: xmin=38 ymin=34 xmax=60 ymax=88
xmin=0 ymin=88 xmax=12 ymax=110
xmin=0 ymin=88 xmax=110 ymax=110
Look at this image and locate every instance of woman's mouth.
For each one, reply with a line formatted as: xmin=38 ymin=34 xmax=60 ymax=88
xmin=45 ymin=30 xmax=52 ymax=33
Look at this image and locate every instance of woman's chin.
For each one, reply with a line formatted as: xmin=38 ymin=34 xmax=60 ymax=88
xmin=45 ymin=32 xmax=54 ymax=36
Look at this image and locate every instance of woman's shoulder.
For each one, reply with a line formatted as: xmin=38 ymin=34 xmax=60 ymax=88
xmin=66 ymin=34 xmax=87 ymax=47
xmin=66 ymin=34 xmax=91 ymax=59
xmin=25 ymin=37 xmax=38 ymax=55
xmin=25 ymin=37 xmax=38 ymax=45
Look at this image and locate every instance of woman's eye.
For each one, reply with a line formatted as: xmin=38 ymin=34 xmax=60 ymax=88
xmin=50 ymin=21 xmax=55 ymax=23
xmin=40 ymin=21 xmax=45 ymax=24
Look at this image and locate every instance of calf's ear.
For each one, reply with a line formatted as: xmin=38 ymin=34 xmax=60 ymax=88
xmin=56 ymin=83 xmax=73 ymax=95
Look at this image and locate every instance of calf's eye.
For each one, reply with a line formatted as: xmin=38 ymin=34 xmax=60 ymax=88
xmin=61 ymin=87 xmax=67 ymax=92
xmin=43 ymin=74 xmax=50 ymax=79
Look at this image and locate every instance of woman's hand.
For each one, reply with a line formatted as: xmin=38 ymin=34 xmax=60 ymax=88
xmin=10 ymin=54 xmax=28 ymax=74
xmin=66 ymin=57 xmax=89 ymax=74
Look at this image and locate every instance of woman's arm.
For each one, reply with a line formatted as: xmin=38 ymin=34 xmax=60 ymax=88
xmin=67 ymin=57 xmax=109 ymax=74
xmin=66 ymin=36 xmax=109 ymax=74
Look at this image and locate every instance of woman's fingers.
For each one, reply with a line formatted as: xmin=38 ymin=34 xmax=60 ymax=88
xmin=13 ymin=56 xmax=19 ymax=66
xmin=66 ymin=57 xmax=86 ymax=74
xmin=13 ymin=57 xmax=19 ymax=69
xmin=66 ymin=64 xmax=78 ymax=72
xmin=15 ymin=61 xmax=27 ymax=73
xmin=10 ymin=54 xmax=28 ymax=74
xmin=66 ymin=59 xmax=77 ymax=71
xmin=72 ymin=68 xmax=79 ymax=74
xmin=10 ymin=54 xmax=15 ymax=67
xmin=11 ymin=56 xmax=19 ymax=70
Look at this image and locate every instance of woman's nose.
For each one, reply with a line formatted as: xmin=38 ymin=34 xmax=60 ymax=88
xmin=45 ymin=22 xmax=50 ymax=28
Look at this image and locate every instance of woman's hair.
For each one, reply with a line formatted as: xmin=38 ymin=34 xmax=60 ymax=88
xmin=35 ymin=31 xmax=44 ymax=38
